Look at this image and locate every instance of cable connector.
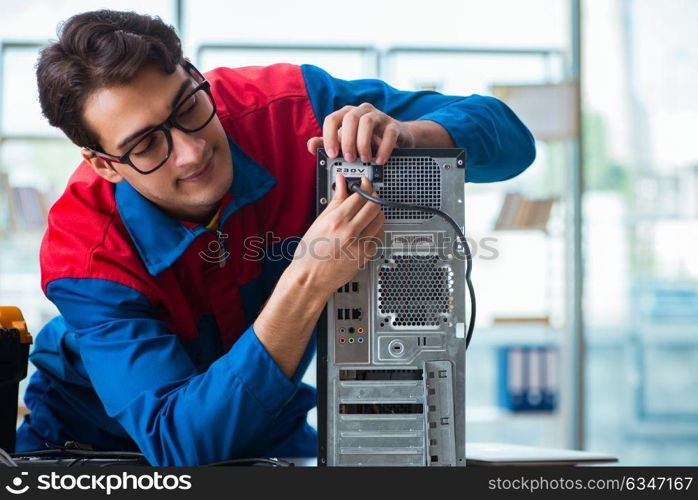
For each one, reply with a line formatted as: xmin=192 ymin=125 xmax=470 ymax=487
xmin=346 ymin=177 xmax=363 ymax=193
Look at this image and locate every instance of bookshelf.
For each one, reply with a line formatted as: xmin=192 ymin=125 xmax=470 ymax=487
xmin=462 ymin=82 xmax=573 ymax=445
xmin=464 ymin=188 xmax=564 ymax=445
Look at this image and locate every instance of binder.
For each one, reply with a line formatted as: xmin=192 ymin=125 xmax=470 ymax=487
xmin=497 ymin=345 xmax=558 ymax=412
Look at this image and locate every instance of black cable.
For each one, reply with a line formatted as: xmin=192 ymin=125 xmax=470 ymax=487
xmin=349 ymin=183 xmax=476 ymax=349
xmin=0 ymin=447 xmax=18 ymax=467
xmin=206 ymin=457 xmax=293 ymax=467
xmin=11 ymin=448 xmax=291 ymax=467
xmin=11 ymin=448 xmax=145 ymax=460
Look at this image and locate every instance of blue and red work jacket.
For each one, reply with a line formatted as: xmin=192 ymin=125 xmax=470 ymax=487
xmin=15 ymin=63 xmax=536 ymax=465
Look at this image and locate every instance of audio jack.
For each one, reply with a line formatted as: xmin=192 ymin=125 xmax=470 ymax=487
xmin=348 ymin=181 xmax=476 ymax=349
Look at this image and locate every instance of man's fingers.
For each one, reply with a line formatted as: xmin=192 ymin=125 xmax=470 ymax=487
xmin=322 ymin=106 xmax=354 ymax=158
xmin=323 ymin=103 xmax=400 ymax=164
xmin=374 ymin=123 xmax=399 ymax=165
xmin=358 ymin=209 xmax=385 ymax=242
xmin=356 ymin=189 xmax=385 ymax=266
xmin=336 ymin=176 xmax=377 ymax=221
xmin=337 ymin=190 xmax=369 ymax=222
xmin=351 ymin=200 xmax=382 ymax=237
xmin=347 ymin=177 xmax=382 ymax=231
xmin=326 ymin=173 xmax=348 ymax=210
xmin=307 ymin=136 xmax=324 ymax=155
xmin=356 ymin=112 xmax=381 ymax=162
xmin=339 ymin=103 xmax=373 ymax=162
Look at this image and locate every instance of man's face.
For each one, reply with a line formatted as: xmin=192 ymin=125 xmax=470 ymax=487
xmin=82 ymin=63 xmax=233 ymax=223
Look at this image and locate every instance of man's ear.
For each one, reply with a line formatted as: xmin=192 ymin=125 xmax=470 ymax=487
xmin=81 ymin=149 xmax=124 ymax=184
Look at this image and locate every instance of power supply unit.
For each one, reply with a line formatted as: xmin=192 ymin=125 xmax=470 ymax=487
xmin=316 ymin=148 xmax=470 ymax=467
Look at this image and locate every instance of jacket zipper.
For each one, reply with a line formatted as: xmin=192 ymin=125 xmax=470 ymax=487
xmin=216 ymin=229 xmax=227 ymax=268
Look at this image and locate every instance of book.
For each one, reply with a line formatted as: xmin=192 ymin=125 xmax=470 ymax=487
xmin=7 ymin=185 xmax=49 ymax=229
xmin=494 ymin=192 xmax=555 ymax=231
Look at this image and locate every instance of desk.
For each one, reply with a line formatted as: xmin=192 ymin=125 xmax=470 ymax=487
xmin=8 ymin=445 xmax=617 ymax=467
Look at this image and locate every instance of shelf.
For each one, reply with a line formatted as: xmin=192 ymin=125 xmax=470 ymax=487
xmin=467 ymin=324 xmax=560 ymax=348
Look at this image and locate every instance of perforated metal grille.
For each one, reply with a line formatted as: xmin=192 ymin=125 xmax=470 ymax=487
xmin=377 ymin=254 xmax=453 ymax=327
xmin=377 ymin=157 xmax=441 ymax=222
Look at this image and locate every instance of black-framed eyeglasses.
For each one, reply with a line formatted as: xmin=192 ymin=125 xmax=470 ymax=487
xmin=87 ymin=61 xmax=217 ymax=175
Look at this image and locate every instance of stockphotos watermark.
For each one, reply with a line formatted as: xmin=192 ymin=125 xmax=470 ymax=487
xmin=3 ymin=470 xmax=191 ymax=496
xmin=199 ymin=231 xmax=230 ymax=264
xmin=199 ymin=231 xmax=500 ymax=265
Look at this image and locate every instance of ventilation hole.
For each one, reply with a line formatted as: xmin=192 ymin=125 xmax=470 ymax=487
xmin=376 ymin=157 xmax=441 ymax=222
xmin=377 ymin=254 xmax=453 ymax=327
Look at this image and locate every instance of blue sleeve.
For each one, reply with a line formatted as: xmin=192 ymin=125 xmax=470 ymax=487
xmin=47 ymin=277 xmax=306 ymax=466
xmin=301 ymin=64 xmax=536 ymax=183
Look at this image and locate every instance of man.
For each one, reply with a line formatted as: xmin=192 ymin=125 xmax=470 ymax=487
xmin=16 ymin=10 xmax=535 ymax=465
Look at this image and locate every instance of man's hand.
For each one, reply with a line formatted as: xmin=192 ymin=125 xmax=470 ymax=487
xmin=287 ymin=173 xmax=384 ymax=298
xmin=253 ymin=173 xmax=384 ymax=378
xmin=306 ymin=102 xmax=416 ymax=165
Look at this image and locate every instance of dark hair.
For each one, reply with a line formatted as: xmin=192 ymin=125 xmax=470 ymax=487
xmin=36 ymin=10 xmax=183 ymax=150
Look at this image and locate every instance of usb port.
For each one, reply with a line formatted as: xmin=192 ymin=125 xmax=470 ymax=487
xmin=352 ymin=282 xmax=358 ymax=292
xmin=344 ymin=283 xmax=350 ymax=292
xmin=344 ymin=308 xmax=350 ymax=320
xmin=337 ymin=309 xmax=344 ymax=320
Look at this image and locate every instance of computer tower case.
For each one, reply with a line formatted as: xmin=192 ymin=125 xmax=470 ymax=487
xmin=316 ymin=148 xmax=468 ymax=466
